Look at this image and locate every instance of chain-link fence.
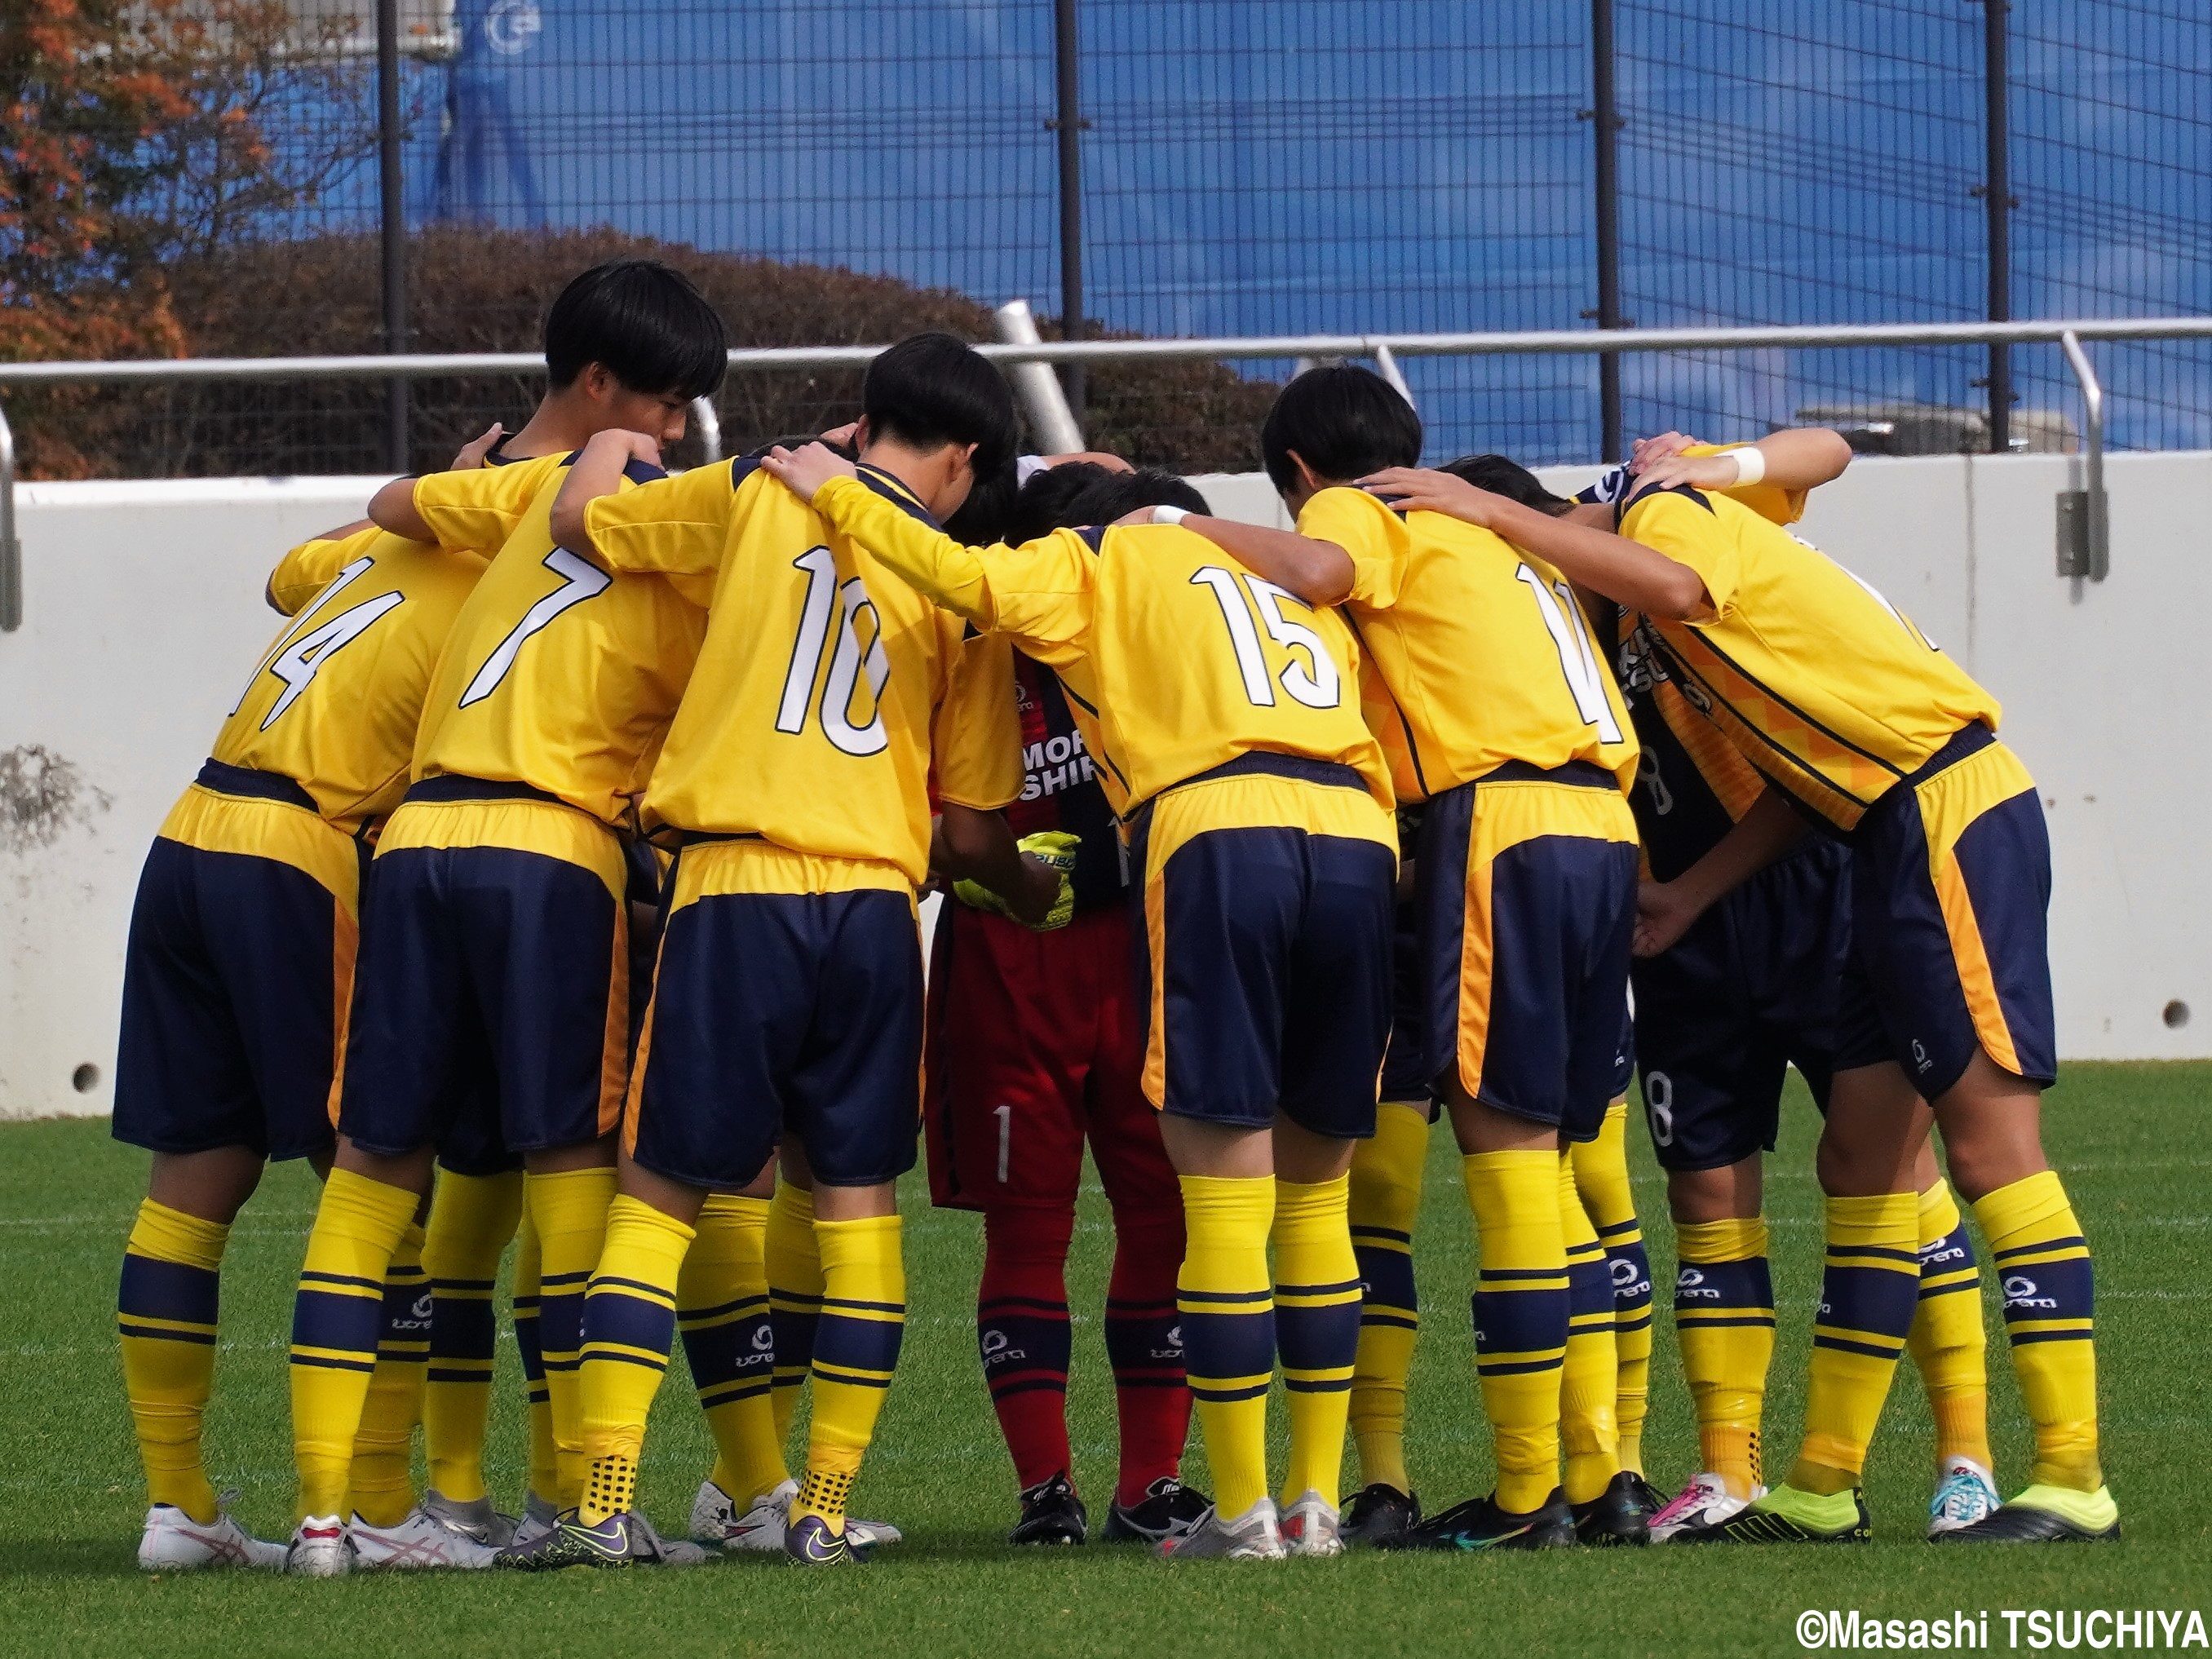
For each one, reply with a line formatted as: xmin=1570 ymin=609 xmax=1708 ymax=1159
xmin=7 ymin=0 xmax=2207 ymax=478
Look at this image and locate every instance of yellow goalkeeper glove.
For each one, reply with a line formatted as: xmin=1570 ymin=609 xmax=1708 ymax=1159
xmin=953 ymin=830 xmax=1079 ymax=931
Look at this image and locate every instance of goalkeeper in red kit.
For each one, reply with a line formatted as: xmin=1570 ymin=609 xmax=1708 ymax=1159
xmin=923 ymin=458 xmax=1210 ymax=1546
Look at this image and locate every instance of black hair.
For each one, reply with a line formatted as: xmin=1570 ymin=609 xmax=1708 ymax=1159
xmin=940 ymin=457 xmax=1021 ymax=543
xmin=1001 ymin=461 xmax=1110 ymax=542
xmin=544 ymin=259 xmax=728 ymax=400
xmin=1439 ymin=453 xmax=1575 ymax=515
xmin=862 ymin=332 xmax=1019 ymax=480
xmin=1059 ymin=467 xmax=1210 ymax=528
xmin=1259 ymin=364 xmax=1422 ymax=494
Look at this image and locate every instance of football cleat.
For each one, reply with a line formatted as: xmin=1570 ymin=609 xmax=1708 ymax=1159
xmin=1927 ymin=1456 xmax=2001 ymax=1538
xmin=1385 ymin=1489 xmax=1576 ymax=1553
xmin=1101 ymin=1477 xmax=1213 ymax=1545
xmin=1649 ymin=1472 xmax=1759 ymax=1542
xmin=1672 ymin=1483 xmax=1870 ymax=1545
xmin=1570 ymin=1471 xmax=1652 ymax=1546
xmin=1622 ymin=1473 xmax=1666 ymax=1518
xmin=1933 ymin=1483 xmax=2120 ymax=1544
xmin=1279 ymin=1489 xmax=1343 ymax=1557
xmin=1157 ymin=1497 xmax=1285 ymax=1560
xmin=136 ymin=1494 xmax=286 ymax=1572
xmin=497 ymin=1509 xmax=692 ymax=1570
xmin=348 ymin=1506 xmax=500 ymax=1570
xmin=1010 ymin=1473 xmax=1088 ymax=1546
xmin=507 ymin=1491 xmax=558 ymax=1553
xmin=1341 ymin=1482 xmax=1421 ymax=1547
xmin=421 ymin=1489 xmax=516 ymax=1550
xmin=785 ymin=1511 xmax=865 ymax=1567
xmin=285 ymin=1515 xmax=352 ymax=1577
xmin=691 ymin=1476 xmax=901 ymax=1552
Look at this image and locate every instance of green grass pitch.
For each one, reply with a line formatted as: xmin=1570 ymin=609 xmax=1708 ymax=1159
xmin=4 ymin=1064 xmax=2208 ymax=1658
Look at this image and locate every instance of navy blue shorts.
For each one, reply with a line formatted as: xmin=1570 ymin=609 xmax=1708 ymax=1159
xmin=338 ymin=787 xmax=629 ymax=1163
xmin=626 ymin=843 xmax=924 ymax=1189
xmin=1835 ymin=724 xmax=2057 ymax=1097
xmin=1630 ymin=838 xmax=1851 ymax=1172
xmin=1409 ymin=765 xmax=1639 ymax=1143
xmin=1130 ymin=760 xmax=1396 ymax=1140
xmin=113 ymin=774 xmax=363 ymax=1163
xmin=1379 ymin=897 xmax=1440 ymax=1113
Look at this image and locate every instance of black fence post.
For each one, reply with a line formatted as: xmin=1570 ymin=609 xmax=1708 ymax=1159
xmin=1052 ymin=0 xmax=1087 ymax=427
xmin=1590 ymin=0 xmax=1626 ymax=462
xmin=377 ymin=0 xmax=409 ymax=472
xmin=1982 ymin=0 xmax=2013 ymax=453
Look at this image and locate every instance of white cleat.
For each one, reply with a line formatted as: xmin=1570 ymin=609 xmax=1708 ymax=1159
xmin=349 ymin=1506 xmax=501 ymax=1570
xmin=630 ymin=1511 xmax=710 ymax=1567
xmin=1649 ymin=1472 xmax=1762 ymax=1542
xmin=285 ymin=1515 xmax=352 ymax=1577
xmin=137 ymin=1495 xmax=286 ymax=1572
xmin=1927 ymin=1456 xmax=2001 ymax=1538
xmin=421 ymin=1488 xmax=516 ymax=1549
xmin=1157 ymin=1497 xmax=1285 ymax=1560
xmin=1280 ymin=1489 xmax=1343 ymax=1557
xmin=691 ymin=1477 xmax=904 ymax=1553
xmin=507 ymin=1491 xmax=558 ymax=1553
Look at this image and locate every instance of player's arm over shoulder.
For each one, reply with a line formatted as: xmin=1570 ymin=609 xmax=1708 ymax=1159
xmin=264 ymin=523 xmax=378 ymax=614
xmin=1617 ymin=485 xmax=1740 ymax=622
xmin=562 ymin=445 xmax=734 ymax=577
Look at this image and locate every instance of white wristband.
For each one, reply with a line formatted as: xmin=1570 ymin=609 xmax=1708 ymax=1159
xmin=1151 ymin=505 xmax=1191 ymax=525
xmin=1728 ymin=445 xmax=1767 ymax=487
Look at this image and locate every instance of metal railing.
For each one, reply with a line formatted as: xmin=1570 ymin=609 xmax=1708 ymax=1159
xmin=7 ymin=313 xmax=2205 ymax=631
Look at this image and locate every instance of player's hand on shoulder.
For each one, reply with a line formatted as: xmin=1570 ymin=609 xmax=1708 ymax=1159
xmin=1635 ymin=449 xmax=1743 ymax=492
xmin=449 ymin=422 xmax=505 ymax=470
xmin=763 ymin=441 xmax=860 ymax=501
xmin=1629 ymin=429 xmax=1701 ymax=472
xmin=1360 ymin=466 xmax=1502 ymax=526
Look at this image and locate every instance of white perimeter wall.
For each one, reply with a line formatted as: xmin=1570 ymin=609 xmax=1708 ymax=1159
xmin=2 ymin=456 xmax=2205 ymax=1120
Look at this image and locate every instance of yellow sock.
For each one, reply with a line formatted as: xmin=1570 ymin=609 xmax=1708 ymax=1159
xmin=1571 ymin=1099 xmax=1652 ymax=1475
xmin=118 ymin=1200 xmax=228 ymax=1521
xmin=1907 ymin=1178 xmax=1992 ymax=1473
xmin=1790 ymin=1191 xmax=1921 ymax=1495
xmin=348 ymin=1222 xmax=428 ymax=1527
xmin=290 ymin=1168 xmax=418 ymax=1521
xmin=794 ymin=1213 xmax=907 ymax=1531
xmin=679 ymin=1193 xmax=787 ymax=1507
xmin=1272 ymin=1175 xmax=1360 ymax=1509
xmin=1558 ymin=1154 xmax=1621 ymax=1505
xmin=526 ymin=1164 xmax=618 ymax=1509
xmin=1463 ymin=1150 xmax=1567 ymax=1514
xmin=1672 ymin=1216 xmax=1774 ymax=1499
xmin=1348 ymin=1102 xmax=1427 ymax=1495
xmin=1177 ymin=1175 xmax=1276 ymax=1520
xmin=1975 ymin=1170 xmax=2101 ymax=1492
xmin=766 ymin=1180 xmax=823 ymax=1450
xmin=576 ymin=1196 xmax=693 ymax=1524
xmin=421 ymin=1170 xmax=523 ymax=1504
xmin=512 ymin=1213 xmax=557 ymax=1506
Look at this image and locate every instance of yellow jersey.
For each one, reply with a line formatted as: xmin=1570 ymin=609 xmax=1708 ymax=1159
xmin=214 ymin=528 xmax=487 ymax=835
xmin=580 ymin=459 xmax=1022 ymax=885
xmin=1298 ymin=486 xmax=1638 ymax=801
xmin=409 ymin=450 xmax=710 ymax=830
xmin=801 ymin=471 xmax=1393 ymax=817
xmin=1621 ymin=484 xmax=2001 ymax=830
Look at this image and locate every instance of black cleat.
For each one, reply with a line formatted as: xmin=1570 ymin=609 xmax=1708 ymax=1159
xmin=1934 ymin=1484 xmax=2121 ymax=1544
xmin=1570 ymin=1471 xmax=1652 ymax=1546
xmin=1623 ymin=1474 xmax=1666 ymax=1520
xmin=1099 ymin=1476 xmax=1210 ymax=1545
xmin=1672 ymin=1484 xmax=1871 ymax=1545
xmin=1342 ymin=1483 xmax=1422 ymax=1547
xmin=1382 ymin=1488 xmax=1576 ymax=1552
xmin=1009 ymin=1473 xmax=1088 ymax=1546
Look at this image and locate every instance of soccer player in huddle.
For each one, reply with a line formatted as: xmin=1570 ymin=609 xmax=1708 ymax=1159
xmin=1170 ymin=369 xmax=1648 ymax=1550
xmin=110 ymin=424 xmax=505 ymax=1571
xmin=1511 ymin=431 xmax=2001 ymax=1540
xmin=923 ymin=458 xmax=1211 ymax=1548
xmin=281 ymin=259 xmax=729 ymax=1573
xmin=530 ymin=332 xmax=1024 ymax=1568
xmin=1376 ymin=452 xmax=2115 ymax=1545
xmin=760 ymin=442 xmax=1397 ymax=1560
